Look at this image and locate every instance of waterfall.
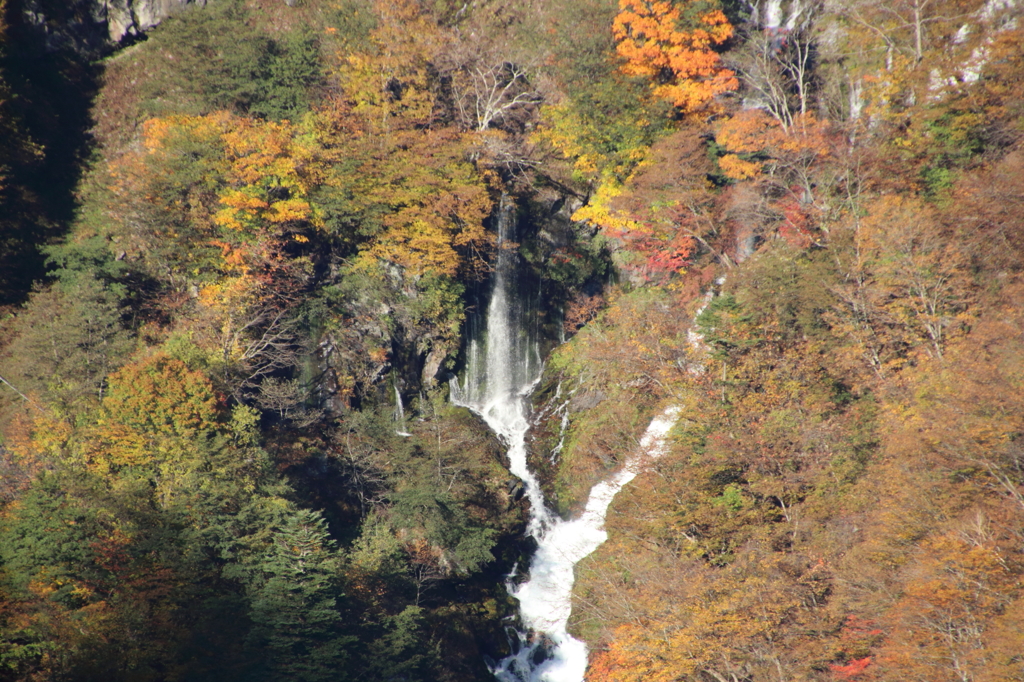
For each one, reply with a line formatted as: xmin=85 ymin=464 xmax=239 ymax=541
xmin=491 ymin=406 xmax=680 ymax=682
xmin=394 ymin=384 xmax=412 ymax=437
xmin=452 ymin=195 xmax=551 ymax=537
xmin=763 ymin=0 xmax=784 ymax=28
xmin=452 ymin=197 xmax=680 ymax=682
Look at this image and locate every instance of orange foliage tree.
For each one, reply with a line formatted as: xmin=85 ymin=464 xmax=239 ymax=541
xmin=714 ymin=109 xmax=834 ymax=197
xmin=874 ymin=532 xmax=1023 ymax=681
xmin=102 ymin=354 xmax=222 ymax=443
xmin=712 ymin=109 xmax=839 ymax=249
xmin=585 ymin=553 xmax=807 ymax=682
xmin=825 ymin=194 xmax=973 ymax=379
xmin=613 ymin=0 xmax=738 ymax=114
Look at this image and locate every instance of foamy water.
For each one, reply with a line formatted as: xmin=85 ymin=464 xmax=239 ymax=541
xmin=452 ymin=196 xmax=681 ymax=681
xmin=498 ymin=406 xmax=681 ymax=682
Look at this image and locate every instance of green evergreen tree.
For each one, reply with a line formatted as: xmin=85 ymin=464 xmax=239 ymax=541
xmin=391 ymin=485 xmax=496 ymax=574
xmin=1 ymin=274 xmax=131 ymax=413
xmin=245 ymin=509 xmax=353 ymax=682
xmin=140 ymin=0 xmax=324 ymax=121
xmin=363 ymin=605 xmax=430 ymax=682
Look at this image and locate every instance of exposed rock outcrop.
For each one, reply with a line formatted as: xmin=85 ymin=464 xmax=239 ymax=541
xmin=20 ymin=0 xmax=203 ymax=54
xmin=102 ymin=0 xmax=206 ymax=44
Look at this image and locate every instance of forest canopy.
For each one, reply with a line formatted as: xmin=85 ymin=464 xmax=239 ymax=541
xmin=1 ymin=0 xmax=1024 ymax=681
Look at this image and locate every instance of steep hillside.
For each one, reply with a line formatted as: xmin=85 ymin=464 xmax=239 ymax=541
xmin=531 ymin=1 xmax=1024 ymax=680
xmin=1 ymin=0 xmax=1023 ymax=681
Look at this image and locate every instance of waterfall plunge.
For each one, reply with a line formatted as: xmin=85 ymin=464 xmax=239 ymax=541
xmin=452 ymin=198 xmax=680 ymax=682
xmin=451 ymin=196 xmax=550 ymax=538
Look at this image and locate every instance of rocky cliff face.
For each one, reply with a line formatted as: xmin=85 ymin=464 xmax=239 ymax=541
xmin=102 ymin=0 xmax=206 ymax=43
xmin=20 ymin=0 xmax=205 ymax=54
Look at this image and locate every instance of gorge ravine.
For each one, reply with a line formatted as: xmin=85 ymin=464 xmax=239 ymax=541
xmin=451 ymin=199 xmax=681 ymax=682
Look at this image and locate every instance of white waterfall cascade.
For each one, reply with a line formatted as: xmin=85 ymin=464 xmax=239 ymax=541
xmin=450 ymin=196 xmax=550 ymax=538
xmin=394 ymin=384 xmax=412 ymax=437
xmin=493 ymin=406 xmax=681 ymax=682
xmin=451 ymin=198 xmax=682 ymax=682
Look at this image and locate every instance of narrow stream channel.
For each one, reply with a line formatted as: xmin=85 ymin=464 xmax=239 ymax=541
xmin=452 ymin=199 xmax=680 ymax=682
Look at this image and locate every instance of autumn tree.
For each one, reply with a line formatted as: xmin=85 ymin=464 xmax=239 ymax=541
xmin=335 ymin=0 xmax=444 ymax=134
xmin=78 ymin=354 xmax=228 ymax=507
xmin=837 ymin=0 xmax=978 ymax=68
xmin=585 ymin=551 xmax=810 ymax=682
xmin=613 ymin=0 xmax=738 ymax=114
xmin=347 ymin=128 xmax=495 ymax=280
xmin=325 ymin=1 xmax=498 ymax=278
xmin=92 ymin=111 xmax=324 ymax=395
xmin=824 ymin=194 xmax=972 ymax=380
xmin=103 ymin=355 xmax=221 ymax=443
xmin=573 ymin=129 xmax=723 ymax=281
xmin=119 ymin=111 xmax=323 ymax=283
xmin=713 ymin=108 xmax=834 ymax=198
xmin=532 ymin=72 xmax=670 ymax=185
xmin=875 ymin=532 xmax=1023 ymax=681
xmin=709 ymin=104 xmax=844 ymax=262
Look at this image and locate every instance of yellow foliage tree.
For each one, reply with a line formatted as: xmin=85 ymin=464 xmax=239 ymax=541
xmin=142 ymin=113 xmax=319 ymax=237
xmin=334 ymin=0 xmax=444 ymax=135
xmin=84 ymin=355 xmax=226 ymax=504
xmin=125 ymin=111 xmax=323 ymax=283
xmin=347 ymin=128 xmax=495 ymax=279
xmin=214 ymin=116 xmax=319 ymax=232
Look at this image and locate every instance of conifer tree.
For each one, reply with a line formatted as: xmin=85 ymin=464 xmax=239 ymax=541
xmin=245 ymin=509 xmax=353 ymax=682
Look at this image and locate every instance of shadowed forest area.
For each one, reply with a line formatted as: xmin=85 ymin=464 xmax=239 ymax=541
xmin=1 ymin=0 xmax=1024 ymax=680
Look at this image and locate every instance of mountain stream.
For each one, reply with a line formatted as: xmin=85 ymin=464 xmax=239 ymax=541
xmin=451 ymin=199 xmax=680 ymax=682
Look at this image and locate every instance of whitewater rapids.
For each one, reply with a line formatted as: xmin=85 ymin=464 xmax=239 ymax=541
xmin=493 ymin=406 xmax=681 ymax=682
xmin=452 ymin=196 xmax=681 ymax=681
